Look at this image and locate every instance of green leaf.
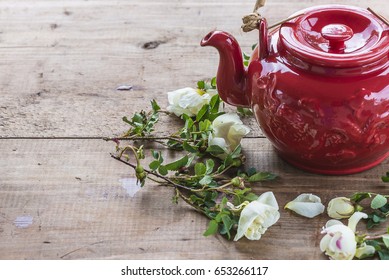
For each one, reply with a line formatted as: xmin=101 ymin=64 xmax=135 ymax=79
xmin=205 ymin=159 xmax=215 ymax=175
xmin=248 ymin=172 xmax=277 ymax=182
xmin=378 ymin=250 xmax=389 ymax=260
xmin=220 ymin=215 xmax=233 ymax=239
xmin=246 ymin=167 xmax=257 ymax=177
xmin=158 ymin=165 xmax=168 ymax=176
xmin=383 ymin=234 xmax=389 ymax=249
xmin=371 ymin=194 xmax=387 ymax=209
xmin=350 ymin=192 xmax=371 ymax=203
xmin=164 ymin=155 xmax=189 ymax=171
xmin=244 ymin=192 xmax=259 ymax=202
xmin=122 ymin=116 xmax=132 ymax=125
xmin=230 ymin=144 xmax=242 ymax=159
xmin=182 ymin=141 xmax=198 ymax=153
xmin=372 ymin=214 xmax=384 ymax=223
xmin=209 ymin=94 xmax=221 ymax=113
xmin=197 ymin=80 xmax=205 ymax=90
xmin=199 ymin=175 xmax=213 ymax=186
xmin=149 ymin=160 xmax=161 ymax=171
xmin=151 ymin=150 xmax=160 ymax=160
xmin=251 ymin=43 xmax=258 ymax=51
xmin=150 ymin=99 xmax=160 ymax=112
xmin=196 ymin=104 xmax=209 ymax=122
xmin=380 ymin=203 xmax=389 ymax=213
xmin=203 ymin=220 xmax=218 ymax=236
xmin=237 ymin=107 xmax=253 ymax=116
xmin=382 ymin=175 xmax=389 ymax=182
xmin=199 ymin=119 xmax=211 ymax=132
xmin=206 ymin=145 xmax=226 ymax=155
xmin=366 ymin=240 xmax=381 ymax=251
xmin=243 ymin=52 xmax=251 ymax=61
xmin=211 ymin=77 xmax=217 ymax=88
xmin=184 ymin=115 xmax=194 ymax=130
xmin=195 ymin=162 xmax=206 ymax=176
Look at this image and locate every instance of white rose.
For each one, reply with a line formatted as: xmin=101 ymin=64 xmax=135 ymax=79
xmin=320 ymin=212 xmax=368 ymax=260
xmin=167 ymin=87 xmax=217 ymax=117
xmin=209 ymin=113 xmax=250 ymax=156
xmin=327 ymin=197 xmax=355 ymax=219
xmin=234 ymin=191 xmax=280 ymax=241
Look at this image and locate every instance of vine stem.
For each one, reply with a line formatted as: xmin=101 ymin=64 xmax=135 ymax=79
xmin=176 ymin=189 xmax=207 ymax=215
xmin=110 ymin=154 xmax=193 ymax=192
xmin=365 ymin=234 xmax=386 ymax=240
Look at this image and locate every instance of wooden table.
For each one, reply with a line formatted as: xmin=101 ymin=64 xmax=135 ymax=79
xmin=1 ymin=0 xmax=388 ymax=260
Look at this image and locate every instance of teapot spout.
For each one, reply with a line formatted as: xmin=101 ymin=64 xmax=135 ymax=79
xmin=201 ymin=31 xmax=249 ymax=107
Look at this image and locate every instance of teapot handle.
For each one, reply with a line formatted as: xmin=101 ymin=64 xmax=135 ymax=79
xmin=258 ymin=18 xmax=270 ymax=59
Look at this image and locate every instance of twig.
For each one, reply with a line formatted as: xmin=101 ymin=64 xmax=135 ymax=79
xmin=110 ymin=154 xmax=193 ymax=191
xmin=368 ymin=7 xmax=389 ymax=26
xmin=176 ymin=189 xmax=207 ymax=215
xmin=268 ymin=14 xmax=303 ymax=29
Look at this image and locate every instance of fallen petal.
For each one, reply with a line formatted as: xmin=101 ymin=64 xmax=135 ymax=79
xmin=285 ymin=201 xmax=325 ymax=218
xmin=347 ymin=212 xmax=368 ymax=232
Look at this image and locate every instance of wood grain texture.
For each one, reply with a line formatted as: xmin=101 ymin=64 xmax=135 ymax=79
xmin=0 ymin=139 xmax=388 ymax=260
xmin=1 ymin=0 xmax=388 ymax=137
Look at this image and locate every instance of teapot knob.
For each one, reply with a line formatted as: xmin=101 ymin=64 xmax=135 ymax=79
xmin=321 ymin=24 xmax=353 ymax=53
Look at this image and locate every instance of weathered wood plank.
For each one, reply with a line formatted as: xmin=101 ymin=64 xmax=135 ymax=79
xmin=0 ymin=138 xmax=387 ymax=259
xmin=1 ymin=0 xmax=388 ymax=137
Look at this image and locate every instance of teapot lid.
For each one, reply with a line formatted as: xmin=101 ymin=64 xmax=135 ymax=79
xmin=278 ymin=5 xmax=389 ymax=69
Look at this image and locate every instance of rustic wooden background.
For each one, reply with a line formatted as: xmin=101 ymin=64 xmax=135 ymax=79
xmin=0 ymin=0 xmax=388 ymax=259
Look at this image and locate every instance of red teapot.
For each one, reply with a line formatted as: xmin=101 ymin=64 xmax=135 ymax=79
xmin=201 ymin=5 xmax=389 ymax=175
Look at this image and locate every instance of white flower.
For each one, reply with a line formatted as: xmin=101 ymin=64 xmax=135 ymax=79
xmin=234 ymin=191 xmax=280 ymax=241
xmin=284 ymin=193 xmax=325 ymax=218
xmin=320 ymin=212 xmax=368 ymax=260
xmin=327 ymin=197 xmax=355 ymax=219
xmin=167 ymin=87 xmax=217 ymax=117
xmin=209 ymin=113 xmax=250 ymax=157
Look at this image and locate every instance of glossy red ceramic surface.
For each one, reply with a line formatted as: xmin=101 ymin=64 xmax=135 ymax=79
xmin=201 ymin=5 xmax=389 ymax=174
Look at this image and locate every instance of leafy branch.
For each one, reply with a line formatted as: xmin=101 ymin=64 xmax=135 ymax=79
xmin=108 ymin=79 xmax=277 ymax=239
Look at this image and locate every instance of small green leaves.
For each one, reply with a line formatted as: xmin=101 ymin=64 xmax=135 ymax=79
xmin=382 ymin=172 xmax=389 ymax=182
xmin=371 ymin=194 xmax=388 ymax=209
xmin=197 ymin=77 xmax=217 ymax=91
xmin=112 ymin=78 xmax=280 ymax=243
xmin=383 ymin=234 xmax=389 ymax=249
xmin=164 ymin=155 xmax=189 ymax=171
xmin=158 ymin=165 xmax=168 ymax=176
xmin=237 ymin=107 xmax=253 ymax=116
xmin=122 ymin=100 xmax=161 ymax=138
xmin=206 ymin=145 xmax=225 ymax=155
xmin=203 ymin=220 xmax=219 ymax=236
xmin=347 ymin=192 xmax=389 ymax=230
xmin=195 ymin=162 xmax=206 ymax=176
xmin=149 ymin=160 xmax=160 ymax=171
xmin=243 ymin=52 xmax=250 ymax=67
xmin=350 ymin=192 xmax=371 ymax=203
xmin=248 ymin=172 xmax=277 ymax=182
xmin=151 ymin=99 xmax=161 ymax=112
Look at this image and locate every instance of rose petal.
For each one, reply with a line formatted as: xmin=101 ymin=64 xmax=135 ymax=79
xmin=285 ymin=193 xmax=325 ymax=218
xmin=256 ymin=191 xmax=279 ymax=210
xmin=285 ymin=201 xmax=325 ymax=218
xmin=291 ymin=193 xmax=322 ymax=203
xmin=347 ymin=212 xmax=368 ymax=233
xmin=325 ymin=219 xmax=344 ymax=228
